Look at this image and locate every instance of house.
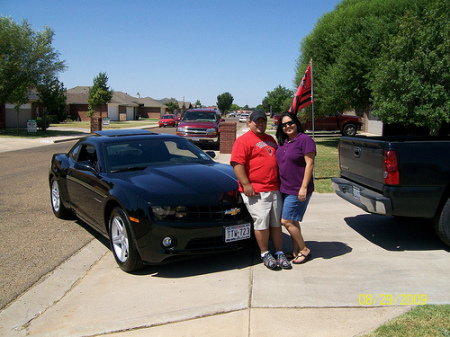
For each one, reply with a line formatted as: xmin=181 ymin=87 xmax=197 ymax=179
xmin=0 ymin=90 xmax=45 ymax=128
xmin=66 ymin=87 xmax=166 ymax=121
xmin=157 ymin=98 xmax=192 ymax=118
xmin=135 ymin=96 xmax=166 ymax=119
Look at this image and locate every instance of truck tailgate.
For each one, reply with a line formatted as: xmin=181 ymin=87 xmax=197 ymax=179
xmin=339 ymin=137 xmax=385 ymax=191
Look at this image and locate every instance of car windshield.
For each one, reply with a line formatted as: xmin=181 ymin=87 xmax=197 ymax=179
xmin=162 ymin=115 xmax=173 ymax=119
xmin=105 ymin=138 xmax=214 ymax=173
xmin=183 ymin=111 xmax=216 ymax=122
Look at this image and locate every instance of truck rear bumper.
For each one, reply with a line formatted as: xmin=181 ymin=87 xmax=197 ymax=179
xmin=331 ymin=177 xmax=392 ymax=215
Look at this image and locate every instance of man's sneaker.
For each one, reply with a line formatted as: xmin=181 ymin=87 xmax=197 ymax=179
xmin=262 ymin=252 xmax=278 ymax=270
xmin=276 ymin=253 xmax=292 ymax=269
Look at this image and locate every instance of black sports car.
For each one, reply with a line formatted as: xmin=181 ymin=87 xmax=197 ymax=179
xmin=49 ymin=129 xmax=252 ymax=272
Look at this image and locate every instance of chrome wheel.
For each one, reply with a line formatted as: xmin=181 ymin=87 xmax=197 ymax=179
xmin=50 ymin=177 xmax=70 ymax=219
xmin=51 ymin=180 xmax=61 ymax=213
xmin=111 ymin=215 xmax=129 ymax=263
xmin=109 ymin=207 xmax=143 ymax=272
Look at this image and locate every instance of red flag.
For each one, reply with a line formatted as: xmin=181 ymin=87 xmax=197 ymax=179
xmin=289 ymin=63 xmax=313 ymax=114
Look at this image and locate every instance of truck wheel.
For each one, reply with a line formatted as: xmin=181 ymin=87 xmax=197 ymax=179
xmin=434 ymin=197 xmax=450 ymax=247
xmin=342 ymin=123 xmax=357 ymax=137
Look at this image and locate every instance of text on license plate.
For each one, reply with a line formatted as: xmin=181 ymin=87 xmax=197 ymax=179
xmin=225 ymin=223 xmax=251 ymax=243
xmin=353 ymin=186 xmax=361 ymax=200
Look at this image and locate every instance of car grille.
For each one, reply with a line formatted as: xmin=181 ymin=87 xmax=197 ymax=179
xmin=185 ymin=128 xmax=208 ymax=135
xmin=183 ymin=204 xmax=247 ymax=222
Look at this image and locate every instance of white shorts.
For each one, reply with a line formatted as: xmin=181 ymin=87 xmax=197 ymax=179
xmin=241 ymin=190 xmax=282 ymax=231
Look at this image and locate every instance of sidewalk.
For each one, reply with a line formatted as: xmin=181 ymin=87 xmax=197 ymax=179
xmin=1 ymin=125 xmax=448 ymax=336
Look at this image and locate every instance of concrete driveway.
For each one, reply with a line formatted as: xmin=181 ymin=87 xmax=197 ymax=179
xmin=1 ymin=188 xmax=448 ymax=336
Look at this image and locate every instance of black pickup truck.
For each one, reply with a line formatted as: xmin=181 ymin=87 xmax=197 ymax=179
xmin=331 ymin=135 xmax=450 ymax=247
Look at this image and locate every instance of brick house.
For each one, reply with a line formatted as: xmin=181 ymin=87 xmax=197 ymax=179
xmin=0 ymin=90 xmax=40 ymax=128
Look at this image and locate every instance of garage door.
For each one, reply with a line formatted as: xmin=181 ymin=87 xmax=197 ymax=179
xmin=5 ymin=104 xmax=32 ymax=128
xmin=108 ymin=105 xmax=119 ymax=121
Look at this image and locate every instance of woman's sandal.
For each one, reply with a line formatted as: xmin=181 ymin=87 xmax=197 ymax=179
xmin=292 ymin=252 xmax=312 ymax=264
xmin=285 ymin=253 xmax=295 ymax=260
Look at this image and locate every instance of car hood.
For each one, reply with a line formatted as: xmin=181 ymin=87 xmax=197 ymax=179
xmin=113 ymin=163 xmax=238 ymax=205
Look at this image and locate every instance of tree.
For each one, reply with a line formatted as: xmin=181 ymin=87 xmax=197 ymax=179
xmin=36 ymin=76 xmax=66 ymax=132
xmin=164 ymin=99 xmax=178 ymax=113
xmin=295 ymin=0 xmax=429 ymax=115
xmin=195 ymin=99 xmax=201 ymax=107
xmin=230 ymin=103 xmax=241 ymax=111
xmin=88 ymin=72 xmax=113 ymax=117
xmin=0 ymin=17 xmax=66 ymax=134
xmin=369 ymin=1 xmax=450 ymax=132
xmin=261 ymin=85 xmax=294 ymax=114
xmin=216 ymin=92 xmax=234 ymax=115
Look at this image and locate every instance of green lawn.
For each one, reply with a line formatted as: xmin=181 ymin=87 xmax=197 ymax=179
xmin=312 ymin=136 xmax=340 ymax=193
xmin=363 ymin=305 xmax=450 ymax=337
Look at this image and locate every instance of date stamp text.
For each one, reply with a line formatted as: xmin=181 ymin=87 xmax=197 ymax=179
xmin=359 ymin=294 xmax=427 ymax=306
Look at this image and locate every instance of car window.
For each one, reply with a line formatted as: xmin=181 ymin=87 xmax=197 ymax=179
xmin=184 ymin=111 xmax=216 ymax=122
xmin=77 ymin=145 xmax=99 ymax=170
xmin=69 ymin=144 xmax=81 ymax=161
xmin=105 ymin=138 xmax=213 ymax=172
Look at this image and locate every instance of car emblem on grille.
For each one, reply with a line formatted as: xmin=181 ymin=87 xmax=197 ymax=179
xmin=224 ymin=207 xmax=241 ymax=216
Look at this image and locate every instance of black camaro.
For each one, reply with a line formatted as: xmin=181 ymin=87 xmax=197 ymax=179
xmin=49 ymin=129 xmax=252 ymax=272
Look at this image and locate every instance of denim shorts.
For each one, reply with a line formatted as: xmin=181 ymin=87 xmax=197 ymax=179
xmin=281 ymin=193 xmax=312 ymax=221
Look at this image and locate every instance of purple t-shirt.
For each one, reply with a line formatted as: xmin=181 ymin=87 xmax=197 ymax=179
xmin=276 ymin=132 xmax=316 ymax=195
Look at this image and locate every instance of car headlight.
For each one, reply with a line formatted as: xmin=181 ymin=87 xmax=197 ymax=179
xmin=177 ymin=126 xmax=186 ymax=133
xmin=151 ymin=206 xmax=187 ymax=220
xmin=206 ymin=128 xmax=217 ymax=135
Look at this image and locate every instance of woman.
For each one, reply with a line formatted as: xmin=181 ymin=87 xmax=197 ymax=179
xmin=275 ymin=112 xmax=316 ymax=264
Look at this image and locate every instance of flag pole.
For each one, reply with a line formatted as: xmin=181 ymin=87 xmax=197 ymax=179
xmin=310 ymin=58 xmax=314 ymax=140
xmin=310 ymin=59 xmax=315 ymax=181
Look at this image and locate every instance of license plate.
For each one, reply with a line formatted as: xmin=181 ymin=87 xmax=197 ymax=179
xmin=353 ymin=186 xmax=361 ymax=200
xmin=225 ymin=223 xmax=251 ymax=243
xmin=192 ymin=138 xmax=200 ymax=142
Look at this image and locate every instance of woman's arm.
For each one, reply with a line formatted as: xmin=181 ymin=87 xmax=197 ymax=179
xmin=298 ymin=152 xmax=315 ymax=201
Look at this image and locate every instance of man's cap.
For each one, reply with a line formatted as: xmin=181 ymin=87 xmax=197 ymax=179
xmin=249 ymin=110 xmax=267 ymax=122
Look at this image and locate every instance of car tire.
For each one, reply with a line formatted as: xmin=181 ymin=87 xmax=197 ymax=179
xmin=109 ymin=207 xmax=143 ymax=273
xmin=434 ymin=197 xmax=450 ymax=247
xmin=50 ymin=177 xmax=71 ymax=219
xmin=342 ymin=123 xmax=357 ymax=137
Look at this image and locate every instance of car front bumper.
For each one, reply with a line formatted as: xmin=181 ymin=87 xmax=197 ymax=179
xmin=133 ymin=218 xmax=253 ymax=264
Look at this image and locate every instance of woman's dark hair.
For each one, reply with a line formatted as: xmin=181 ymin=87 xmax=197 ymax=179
xmin=276 ymin=112 xmax=304 ymax=145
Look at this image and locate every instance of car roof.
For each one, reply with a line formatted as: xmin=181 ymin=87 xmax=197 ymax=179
xmin=79 ymin=129 xmax=179 ymax=145
xmin=186 ymin=108 xmax=218 ymax=112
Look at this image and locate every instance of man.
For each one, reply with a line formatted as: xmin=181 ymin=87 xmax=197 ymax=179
xmin=230 ymin=110 xmax=291 ymax=270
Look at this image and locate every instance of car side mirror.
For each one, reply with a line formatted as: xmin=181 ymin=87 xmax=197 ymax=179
xmin=205 ymin=151 xmax=216 ymax=158
xmin=74 ymin=160 xmax=98 ymax=174
xmin=220 ymin=118 xmax=225 ymax=122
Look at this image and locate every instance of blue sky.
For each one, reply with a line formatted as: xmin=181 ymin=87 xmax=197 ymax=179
xmin=2 ymin=0 xmax=341 ymax=107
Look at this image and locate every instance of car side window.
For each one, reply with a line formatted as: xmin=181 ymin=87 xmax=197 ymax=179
xmin=78 ymin=145 xmax=99 ymax=171
xmin=70 ymin=144 xmax=81 ymax=161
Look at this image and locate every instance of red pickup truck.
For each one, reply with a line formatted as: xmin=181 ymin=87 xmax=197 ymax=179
xmin=274 ymin=112 xmax=362 ymax=137
xmin=176 ymin=108 xmax=224 ymax=146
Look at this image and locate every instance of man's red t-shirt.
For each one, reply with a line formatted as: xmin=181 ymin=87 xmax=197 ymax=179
xmin=230 ymin=130 xmax=279 ymax=193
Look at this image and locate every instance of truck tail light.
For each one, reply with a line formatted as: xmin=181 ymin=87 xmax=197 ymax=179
xmin=384 ymin=150 xmax=399 ymax=185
